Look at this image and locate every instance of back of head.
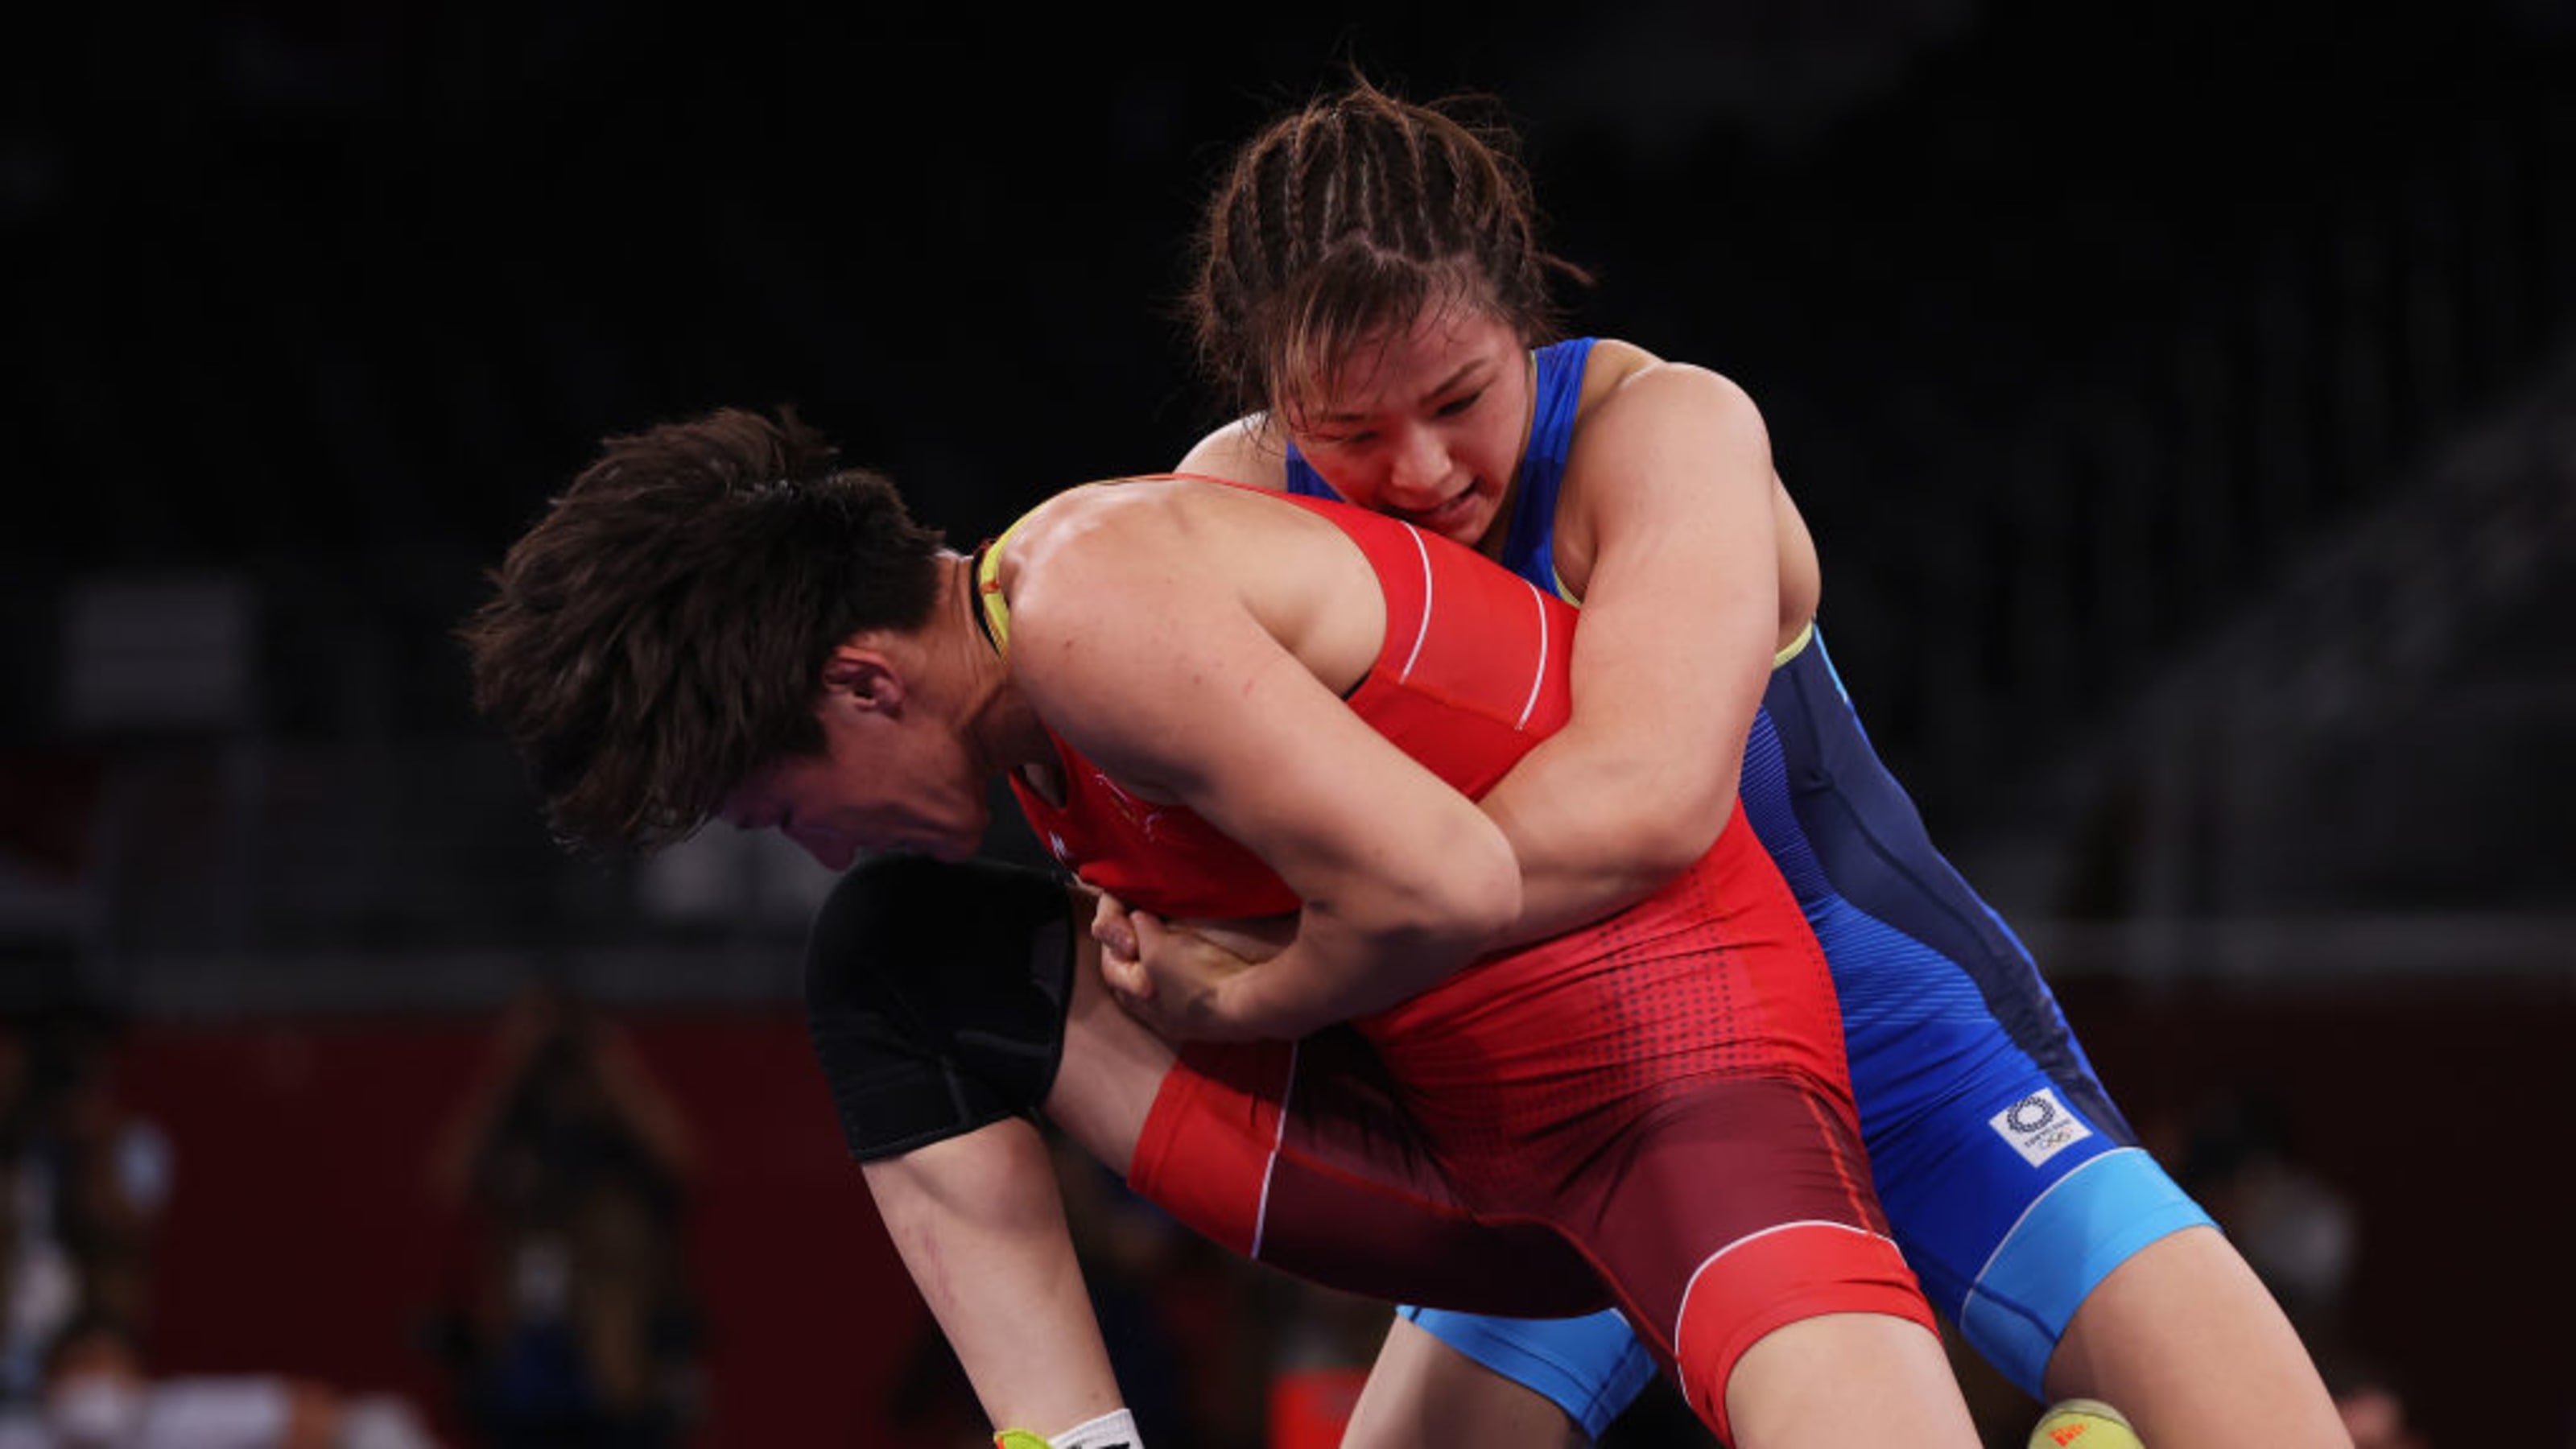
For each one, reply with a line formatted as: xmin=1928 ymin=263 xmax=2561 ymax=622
xmin=460 ymin=407 xmax=944 ymax=855
xmin=1185 ymin=75 xmax=1586 ymax=428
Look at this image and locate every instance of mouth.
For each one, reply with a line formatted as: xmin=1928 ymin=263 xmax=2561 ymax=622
xmin=1399 ymin=487 xmax=1483 ymax=540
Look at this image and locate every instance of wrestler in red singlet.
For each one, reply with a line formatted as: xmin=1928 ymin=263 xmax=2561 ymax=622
xmin=988 ymin=486 xmax=1930 ymax=1439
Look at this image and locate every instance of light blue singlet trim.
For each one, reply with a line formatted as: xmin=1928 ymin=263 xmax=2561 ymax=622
xmin=1397 ymin=1304 xmax=1652 ymax=1441
xmin=1958 ymin=1147 xmax=2215 ymax=1393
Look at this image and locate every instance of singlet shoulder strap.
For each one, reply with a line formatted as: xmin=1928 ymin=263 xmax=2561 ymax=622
xmin=1496 ymin=337 xmax=1596 ymax=590
xmin=972 ymin=510 xmax=1044 ymax=655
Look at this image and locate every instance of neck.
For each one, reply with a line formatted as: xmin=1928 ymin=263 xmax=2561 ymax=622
xmin=939 ymin=551 xmax=1050 ymax=773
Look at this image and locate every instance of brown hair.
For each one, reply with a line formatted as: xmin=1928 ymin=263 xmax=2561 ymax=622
xmin=1184 ymin=74 xmax=1591 ymax=427
xmin=460 ymin=407 xmax=943 ymax=854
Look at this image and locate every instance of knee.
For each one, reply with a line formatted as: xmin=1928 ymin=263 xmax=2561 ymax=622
xmin=803 ymin=856 xmax=1080 ymax=1161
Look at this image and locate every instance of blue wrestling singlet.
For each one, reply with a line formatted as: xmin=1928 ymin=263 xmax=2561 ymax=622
xmin=1284 ymin=338 xmax=2214 ymax=1431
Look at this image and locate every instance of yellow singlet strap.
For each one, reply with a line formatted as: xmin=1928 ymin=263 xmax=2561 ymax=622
xmin=1774 ymin=617 xmax=1814 ymax=669
xmin=974 ymin=511 xmax=1041 ymax=656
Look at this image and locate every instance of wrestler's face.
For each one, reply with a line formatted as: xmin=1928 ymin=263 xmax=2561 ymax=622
xmin=1282 ymin=305 xmax=1534 ymax=558
xmin=719 ymin=675 xmax=991 ymax=871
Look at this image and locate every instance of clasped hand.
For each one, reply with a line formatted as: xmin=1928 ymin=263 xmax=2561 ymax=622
xmin=1091 ymin=894 xmax=1294 ymax=1042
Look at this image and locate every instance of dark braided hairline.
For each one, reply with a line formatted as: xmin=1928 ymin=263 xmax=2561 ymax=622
xmin=1189 ymin=80 xmax=1583 ymax=425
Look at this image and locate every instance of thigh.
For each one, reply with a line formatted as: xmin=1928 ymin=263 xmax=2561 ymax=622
xmin=1363 ymin=1307 xmax=1651 ymax=1445
xmin=1580 ymin=1075 xmax=1901 ymax=1352
xmin=1864 ymin=1038 xmax=2212 ymax=1396
xmin=1341 ymin=1311 xmax=1606 ymax=1449
xmin=2045 ymin=1225 xmax=2347 ymax=1449
xmin=1125 ymin=1025 xmax=1611 ymax=1319
xmin=1040 ymin=908 xmax=1185 ymax=1180
xmin=1575 ymin=1076 xmax=1939 ymax=1443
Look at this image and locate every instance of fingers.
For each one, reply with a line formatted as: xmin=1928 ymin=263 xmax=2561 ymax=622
xmin=1097 ymin=946 xmax=1153 ymax=1003
xmin=1127 ymin=909 xmax=1166 ymax=956
xmin=1090 ymin=893 xmax=1138 ymax=962
xmin=1100 ymin=959 xmax=1174 ymax=1040
xmin=1091 ymin=902 xmax=1194 ymax=1039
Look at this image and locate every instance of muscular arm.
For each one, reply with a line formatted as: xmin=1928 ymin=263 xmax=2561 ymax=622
xmin=1182 ymin=376 xmax=1778 ymax=951
xmin=1009 ymin=497 xmax=1521 ymax=1040
xmin=1473 ymin=363 xmax=1780 ymax=946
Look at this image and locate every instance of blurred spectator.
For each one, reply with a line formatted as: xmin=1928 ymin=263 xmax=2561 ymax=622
xmin=2 ymin=1008 xmax=172 ymax=1410
xmin=873 ymin=1324 xmax=986 ymax=1449
xmin=2319 ymin=1351 xmax=2429 ymax=1449
xmin=28 ymin=1311 xmax=442 ymax=1449
xmin=425 ymin=986 xmax=703 ymax=1449
xmin=1046 ymin=1137 xmax=1218 ymax=1447
xmin=2176 ymin=1085 xmax=2359 ymax=1339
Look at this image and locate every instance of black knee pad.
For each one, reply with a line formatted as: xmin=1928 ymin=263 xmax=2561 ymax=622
xmin=803 ymin=853 xmax=1079 ymax=1162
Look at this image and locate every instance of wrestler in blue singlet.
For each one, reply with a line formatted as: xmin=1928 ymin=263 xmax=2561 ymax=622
xmin=1285 ymin=337 xmax=2215 ymax=1435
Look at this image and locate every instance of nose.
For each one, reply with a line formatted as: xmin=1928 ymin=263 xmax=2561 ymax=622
xmin=1385 ymin=426 xmax=1450 ymax=504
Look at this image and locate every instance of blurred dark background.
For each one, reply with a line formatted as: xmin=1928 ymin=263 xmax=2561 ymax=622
xmin=3 ymin=1 xmax=2571 ymax=1445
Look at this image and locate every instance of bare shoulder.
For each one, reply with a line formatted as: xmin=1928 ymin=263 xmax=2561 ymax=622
xmin=1584 ymin=336 xmax=1666 ymax=383
xmin=997 ymin=483 xmax=1209 ymax=713
xmin=1005 ymin=480 xmax=1385 ymax=761
xmin=1557 ymin=348 xmax=1775 ymax=553
xmin=1582 ymin=347 xmax=1765 ymax=438
xmin=1576 ymin=337 xmax=1752 ymax=419
xmin=1004 ymin=477 xmax=1306 ymax=624
xmin=1176 ymin=414 xmax=1290 ymax=489
xmin=1006 ymin=480 xmax=1183 ymax=584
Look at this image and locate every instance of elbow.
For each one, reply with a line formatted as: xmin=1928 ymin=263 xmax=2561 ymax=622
xmin=1570 ymin=745 xmax=1742 ymax=884
xmin=1443 ymin=828 xmax=1527 ymax=951
xmin=1608 ymin=782 xmax=1735 ymax=885
xmin=1474 ymin=846 xmax=1529 ymax=948
xmin=1388 ymin=825 xmax=1523 ymax=959
xmin=1640 ymin=795 xmax=1733 ymax=878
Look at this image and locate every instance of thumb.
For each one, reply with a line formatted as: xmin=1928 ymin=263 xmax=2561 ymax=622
xmin=1129 ymin=910 xmax=1167 ymax=952
xmin=1099 ymin=945 xmax=1153 ymax=1001
xmin=1093 ymin=919 xmax=1138 ymax=962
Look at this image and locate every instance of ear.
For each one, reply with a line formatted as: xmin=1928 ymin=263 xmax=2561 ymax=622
xmin=819 ymin=642 xmax=905 ymax=715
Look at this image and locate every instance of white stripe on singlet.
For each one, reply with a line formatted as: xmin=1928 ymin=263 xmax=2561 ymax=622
xmin=1516 ymin=579 xmax=1550 ymax=730
xmin=1397 ymin=527 xmax=1435 ymax=683
xmin=1671 ymin=1219 xmax=1898 ymax=1364
xmin=1248 ymin=1038 xmax=1301 ymax=1261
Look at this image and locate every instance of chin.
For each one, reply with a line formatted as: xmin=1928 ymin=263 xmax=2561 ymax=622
xmin=1449 ymin=489 xmax=1506 ymax=543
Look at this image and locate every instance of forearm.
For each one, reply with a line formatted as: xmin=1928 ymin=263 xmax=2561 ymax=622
xmin=1458 ymin=357 xmax=1775 ymax=947
xmin=1104 ymin=827 xmax=1525 ymax=1042
xmin=862 ymin=1121 xmax=1128 ymax=1437
xmin=1215 ymin=910 xmax=1494 ymax=1037
xmin=1475 ymin=728 xmax=1737 ymax=949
